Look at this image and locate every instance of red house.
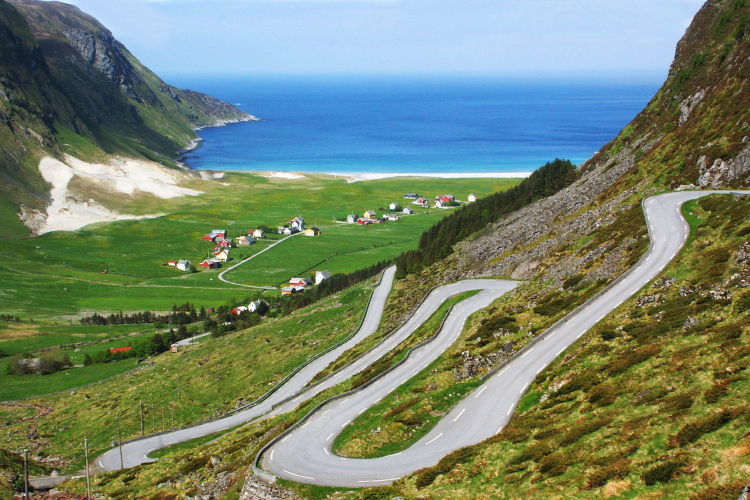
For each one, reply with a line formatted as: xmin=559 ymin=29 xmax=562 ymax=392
xmin=110 ymin=346 xmax=133 ymax=354
xmin=438 ymin=194 xmax=455 ymax=203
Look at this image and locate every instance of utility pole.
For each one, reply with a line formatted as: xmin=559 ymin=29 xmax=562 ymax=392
xmin=140 ymin=401 xmax=145 ymax=437
xmin=161 ymin=407 xmax=165 ymax=433
xmin=23 ymin=448 xmax=28 ymax=500
xmin=116 ymin=413 xmax=124 ymax=470
xmin=85 ymin=439 xmax=91 ymax=500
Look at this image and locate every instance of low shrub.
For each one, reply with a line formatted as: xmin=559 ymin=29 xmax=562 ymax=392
xmin=507 ymin=442 xmax=552 ymax=466
xmin=704 ymin=383 xmax=729 ymax=404
xmin=672 ymin=408 xmax=740 ymax=446
xmin=556 ymin=370 xmax=600 ymax=396
xmin=360 ymin=486 xmax=400 ymax=500
xmin=414 ymin=445 xmax=478 ymax=488
xmin=587 ymin=383 xmax=618 ymax=405
xmin=559 ymin=417 xmax=612 ymax=447
xmin=606 ymin=344 xmax=662 ymax=376
xmin=586 ymin=458 xmax=631 ymax=489
xmin=689 ymin=480 xmax=748 ymax=500
xmin=600 ymin=330 xmax=620 ymax=341
xmin=662 ymin=392 xmax=695 ymax=412
xmin=563 ymin=275 xmax=584 ymax=290
xmin=395 ymin=413 xmax=423 ymax=427
xmin=641 ymin=459 xmax=683 ymax=485
xmin=538 ymin=452 xmax=571 ymax=477
xmin=384 ymin=398 xmax=419 ymax=418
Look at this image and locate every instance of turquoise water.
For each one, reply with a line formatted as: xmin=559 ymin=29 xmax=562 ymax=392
xmin=167 ymin=75 xmax=661 ymax=174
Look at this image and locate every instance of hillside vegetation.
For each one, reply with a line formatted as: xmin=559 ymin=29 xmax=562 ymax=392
xmin=0 ymin=0 xmax=253 ymax=237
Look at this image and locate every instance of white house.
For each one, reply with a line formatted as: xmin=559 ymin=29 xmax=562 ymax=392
xmin=315 ymin=270 xmax=332 ymax=284
xmin=403 ymin=207 xmax=415 ymax=215
xmin=468 ymin=193 xmax=478 ymax=202
xmin=252 ymin=228 xmax=265 ymax=239
xmin=283 ymin=227 xmax=300 ymax=236
xmin=290 ymin=217 xmax=305 ymax=230
xmin=347 ymin=214 xmax=359 ymax=223
xmin=389 ymin=202 xmax=402 ymax=211
xmin=176 ymin=260 xmax=191 ymax=271
xmin=248 ymin=300 xmax=269 ymax=313
xmin=387 ymin=214 xmax=400 ymax=221
xmin=289 ymin=277 xmax=312 ymax=288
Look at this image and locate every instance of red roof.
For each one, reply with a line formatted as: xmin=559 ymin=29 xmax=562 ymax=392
xmin=110 ymin=346 xmax=132 ymax=354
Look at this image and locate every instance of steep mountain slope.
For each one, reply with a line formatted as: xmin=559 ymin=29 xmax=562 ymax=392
xmin=0 ymin=0 xmax=256 ymax=237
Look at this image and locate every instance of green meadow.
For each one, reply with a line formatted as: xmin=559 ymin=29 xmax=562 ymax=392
xmin=0 ymin=173 xmax=518 ymax=318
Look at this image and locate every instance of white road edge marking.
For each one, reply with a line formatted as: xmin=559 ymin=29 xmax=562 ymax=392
xmin=341 ymin=419 xmax=351 ymax=428
xmin=507 ymin=404 xmax=515 ymax=415
xmin=425 ymin=433 xmax=443 ymax=445
xmin=475 ymin=386 xmax=487 ymax=398
xmin=357 ymin=478 xmax=400 ymax=483
xmin=270 ymin=450 xmax=274 ymax=461
xmin=454 ymin=408 xmax=466 ymax=422
xmin=520 ymin=382 xmax=529 ymax=394
xmin=323 ymin=448 xmax=329 ymax=455
xmin=283 ymin=470 xmax=314 ymax=480
xmin=326 ymin=433 xmax=334 ymax=441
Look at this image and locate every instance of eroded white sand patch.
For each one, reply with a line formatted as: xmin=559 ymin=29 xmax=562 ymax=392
xmin=263 ymin=171 xmax=306 ymax=180
xmin=36 ymin=155 xmax=203 ymax=234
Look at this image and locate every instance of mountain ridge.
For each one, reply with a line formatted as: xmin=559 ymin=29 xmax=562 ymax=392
xmin=0 ymin=0 xmax=258 ymax=237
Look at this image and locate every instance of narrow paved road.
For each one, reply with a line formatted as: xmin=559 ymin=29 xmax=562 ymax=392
xmin=98 ymin=269 xmax=519 ymax=470
xmin=262 ymin=190 xmax=747 ymax=486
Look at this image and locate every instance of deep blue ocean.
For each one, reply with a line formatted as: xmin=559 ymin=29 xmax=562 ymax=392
xmin=166 ymin=75 xmax=662 ymax=174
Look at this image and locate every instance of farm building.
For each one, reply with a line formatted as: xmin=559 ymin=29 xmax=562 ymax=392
xmin=387 ymin=214 xmax=400 ymax=221
xmin=468 ymin=193 xmax=477 ymax=202
xmin=404 ymin=193 xmax=419 ymax=199
xmin=357 ymin=219 xmax=372 ymax=225
xmin=389 ymin=202 xmax=402 ymax=211
xmin=170 ymin=344 xmax=179 ymax=353
xmin=363 ymin=210 xmax=377 ymax=219
xmin=249 ymin=300 xmax=269 ymax=313
xmin=435 ymin=200 xmax=446 ymax=208
xmin=413 ymin=197 xmax=429 ymax=206
xmin=237 ymin=235 xmax=256 ymax=246
xmin=289 ymin=277 xmax=312 ymax=288
xmin=282 ymin=286 xmax=305 ymax=295
xmin=200 ymin=259 xmax=222 ymax=269
xmin=252 ymin=228 xmax=265 ymax=239
xmin=305 ymin=227 xmax=322 ymax=236
xmin=214 ymin=248 xmax=231 ymax=262
xmin=168 ymin=260 xmax=177 ymax=267
xmin=176 ymin=260 xmax=191 ymax=271
xmin=315 ymin=270 xmax=332 ymax=284
xmin=290 ymin=217 xmax=306 ymax=230
xmin=110 ymin=346 xmax=133 ymax=355
xmin=282 ymin=227 xmax=300 ymax=236
xmin=403 ymin=207 xmax=415 ymax=215
xmin=203 ymin=229 xmax=227 ymax=242
xmin=347 ymin=214 xmax=359 ymax=223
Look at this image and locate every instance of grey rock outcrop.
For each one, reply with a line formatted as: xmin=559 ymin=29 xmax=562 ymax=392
xmin=240 ymin=474 xmax=302 ymax=500
xmin=679 ymin=88 xmax=707 ymax=125
xmin=697 ymin=147 xmax=750 ymax=188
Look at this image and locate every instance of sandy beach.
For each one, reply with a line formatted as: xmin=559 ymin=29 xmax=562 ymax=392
xmin=250 ymin=170 xmax=532 ymax=182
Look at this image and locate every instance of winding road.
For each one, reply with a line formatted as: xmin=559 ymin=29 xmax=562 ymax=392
xmin=100 ymin=190 xmax=744 ymax=487
xmin=261 ymin=190 xmax=747 ymax=486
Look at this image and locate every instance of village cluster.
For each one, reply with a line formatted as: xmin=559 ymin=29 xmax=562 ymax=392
xmin=165 ymin=192 xmax=476 ymax=274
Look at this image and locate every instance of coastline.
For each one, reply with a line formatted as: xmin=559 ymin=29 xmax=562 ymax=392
xmin=235 ymin=170 xmax=533 ymax=182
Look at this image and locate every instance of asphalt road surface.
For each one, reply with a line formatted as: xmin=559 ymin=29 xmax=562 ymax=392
xmin=262 ymin=190 xmax=747 ymax=486
xmin=98 ymin=268 xmax=519 ymax=470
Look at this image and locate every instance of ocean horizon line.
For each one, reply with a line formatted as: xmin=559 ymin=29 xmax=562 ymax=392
xmin=216 ymin=170 xmax=534 ymax=182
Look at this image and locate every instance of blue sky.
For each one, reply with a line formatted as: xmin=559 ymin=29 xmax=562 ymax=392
xmin=57 ymin=0 xmax=706 ymax=78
